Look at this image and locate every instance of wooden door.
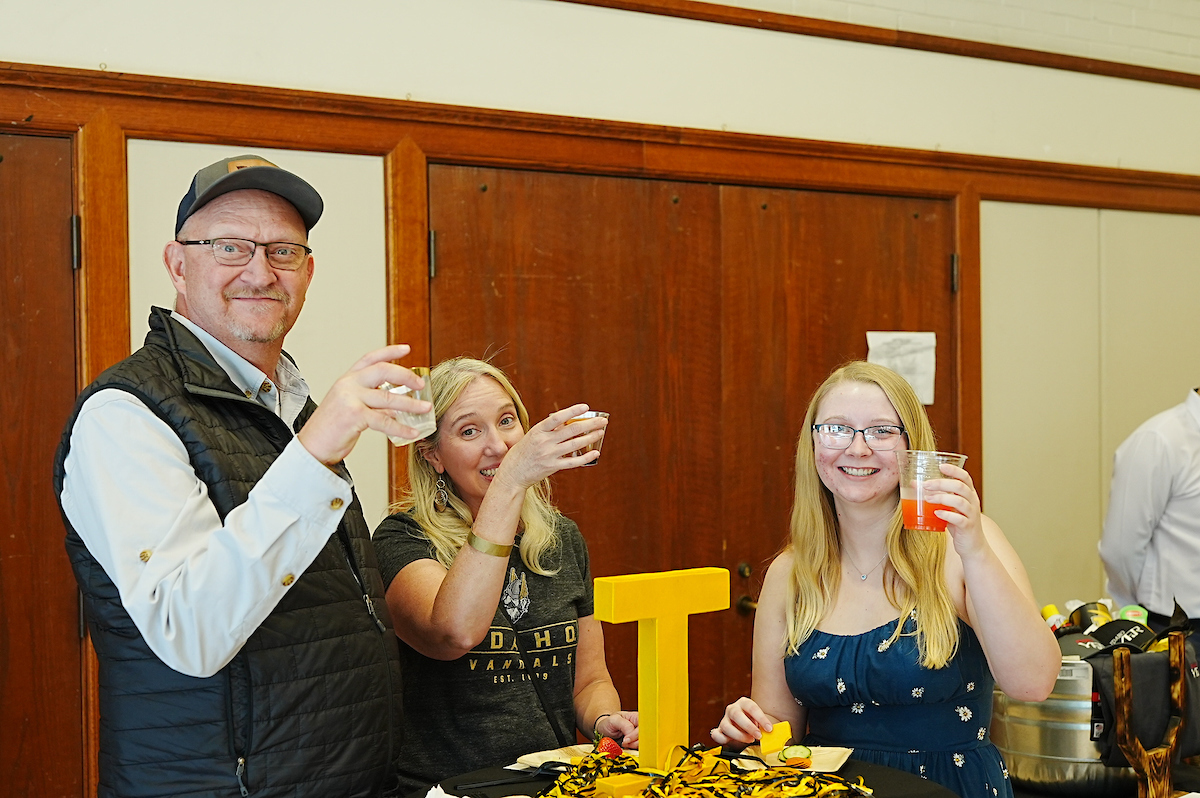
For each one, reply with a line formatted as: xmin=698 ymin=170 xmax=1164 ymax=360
xmin=427 ymin=166 xmax=957 ymax=744
xmin=719 ymin=186 xmax=958 ymax=704
xmin=0 ymin=134 xmax=83 ymax=794
xmin=427 ymin=166 xmax=726 ymax=738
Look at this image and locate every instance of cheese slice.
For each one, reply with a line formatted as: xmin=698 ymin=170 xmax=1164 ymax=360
xmin=759 ymin=720 xmax=792 ymax=754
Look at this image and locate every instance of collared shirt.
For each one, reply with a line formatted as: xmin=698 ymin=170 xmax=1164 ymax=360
xmin=59 ymin=312 xmax=353 ymax=678
xmin=1100 ymin=389 xmax=1200 ymax=617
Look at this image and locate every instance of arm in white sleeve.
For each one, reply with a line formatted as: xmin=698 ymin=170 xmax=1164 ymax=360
xmin=59 ymin=388 xmax=353 ymax=678
xmin=1099 ymin=430 xmax=1173 ymax=608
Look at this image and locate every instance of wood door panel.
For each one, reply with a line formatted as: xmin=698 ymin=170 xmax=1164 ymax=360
xmin=428 ymin=165 xmax=725 ymax=741
xmin=0 ymin=133 xmax=83 ymax=794
xmin=718 ymin=186 xmax=806 ymax=703
xmin=796 ymin=192 xmax=959 ymax=449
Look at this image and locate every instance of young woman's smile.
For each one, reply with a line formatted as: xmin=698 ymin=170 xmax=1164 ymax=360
xmin=813 ymin=381 xmax=906 ymax=511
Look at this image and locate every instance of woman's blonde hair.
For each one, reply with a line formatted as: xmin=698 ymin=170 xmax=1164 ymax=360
xmin=785 ymin=361 xmax=959 ymax=668
xmin=393 ymin=357 xmax=561 ymax=575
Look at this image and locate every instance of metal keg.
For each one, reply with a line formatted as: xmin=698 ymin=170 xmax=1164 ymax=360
xmin=991 ymin=658 xmax=1137 ymax=796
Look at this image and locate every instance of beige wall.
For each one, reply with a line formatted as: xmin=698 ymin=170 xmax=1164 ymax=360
xmin=980 ymin=203 xmax=1102 ymax=606
xmin=1100 ymin=212 xmax=1200 ymax=462
xmin=981 ymin=202 xmax=1200 ymax=609
xmin=711 ymin=0 xmax=1200 ymax=76
xmin=3 ymin=0 xmax=1200 ymax=175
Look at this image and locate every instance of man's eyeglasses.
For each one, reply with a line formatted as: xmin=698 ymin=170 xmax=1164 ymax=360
xmin=178 ymin=238 xmax=312 ymax=270
xmin=812 ymin=423 xmax=906 ymax=451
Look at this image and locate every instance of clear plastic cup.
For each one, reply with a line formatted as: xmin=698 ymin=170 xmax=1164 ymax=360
xmin=380 ymin=366 xmax=436 ymax=446
xmin=897 ymin=450 xmax=967 ymax=531
xmin=564 ymin=411 xmax=609 ymax=465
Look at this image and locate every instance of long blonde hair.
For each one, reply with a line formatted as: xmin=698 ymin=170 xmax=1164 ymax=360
xmin=393 ymin=357 xmax=561 ymax=575
xmin=786 ymin=361 xmax=959 ymax=668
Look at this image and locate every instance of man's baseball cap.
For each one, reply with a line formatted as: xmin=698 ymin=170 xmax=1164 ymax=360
xmin=175 ymin=154 xmax=323 ymax=234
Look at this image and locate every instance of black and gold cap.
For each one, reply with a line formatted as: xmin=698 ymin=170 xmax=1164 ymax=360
xmin=175 ymin=154 xmax=323 ymax=234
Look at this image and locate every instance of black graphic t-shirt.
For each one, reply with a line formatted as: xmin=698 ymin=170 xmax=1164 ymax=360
xmin=372 ymin=512 xmax=593 ymax=794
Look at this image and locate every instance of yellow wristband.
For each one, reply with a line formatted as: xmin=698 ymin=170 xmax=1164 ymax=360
xmin=466 ymin=530 xmax=512 ymax=558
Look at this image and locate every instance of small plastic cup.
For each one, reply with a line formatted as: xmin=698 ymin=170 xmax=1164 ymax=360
xmin=380 ymin=367 xmax=436 ymax=446
xmin=564 ymin=411 xmax=609 ymax=466
xmin=897 ymin=450 xmax=967 ymax=531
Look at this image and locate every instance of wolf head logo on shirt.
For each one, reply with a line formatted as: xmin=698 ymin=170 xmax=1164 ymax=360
xmin=502 ymin=566 xmax=530 ymax=623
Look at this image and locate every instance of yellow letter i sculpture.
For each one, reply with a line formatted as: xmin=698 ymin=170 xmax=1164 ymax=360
xmin=593 ymin=567 xmax=730 ymax=769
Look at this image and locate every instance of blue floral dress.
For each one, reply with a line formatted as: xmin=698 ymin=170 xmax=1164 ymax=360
xmin=784 ymin=613 xmax=1011 ymax=798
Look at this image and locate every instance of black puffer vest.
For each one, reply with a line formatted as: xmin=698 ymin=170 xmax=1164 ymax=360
xmin=53 ymin=308 xmax=402 ymax=798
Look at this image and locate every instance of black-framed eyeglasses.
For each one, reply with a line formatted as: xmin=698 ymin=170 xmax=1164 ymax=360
xmin=177 ymin=238 xmax=312 ymax=270
xmin=812 ymin=423 xmax=906 ymax=451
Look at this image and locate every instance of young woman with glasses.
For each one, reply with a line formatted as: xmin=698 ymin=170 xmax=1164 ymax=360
xmin=711 ymin=361 xmax=1057 ymax=798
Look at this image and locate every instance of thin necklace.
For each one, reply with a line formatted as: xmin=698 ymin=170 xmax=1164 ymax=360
xmin=844 ymin=550 xmax=888 ymax=582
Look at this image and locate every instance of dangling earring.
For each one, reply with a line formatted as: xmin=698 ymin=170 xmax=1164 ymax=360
xmin=434 ymin=477 xmax=449 ymax=512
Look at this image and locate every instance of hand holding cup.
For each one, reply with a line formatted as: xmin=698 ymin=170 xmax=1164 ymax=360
xmin=897 ymin=450 xmax=968 ymax=532
xmin=488 ymin=405 xmax=608 ymax=496
xmin=380 ymin=366 xmax=436 ymax=446
xmin=564 ymin=410 xmax=609 ymax=466
xmin=297 ymin=344 xmax=431 ymax=465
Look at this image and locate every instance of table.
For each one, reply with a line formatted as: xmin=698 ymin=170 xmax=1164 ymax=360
xmin=438 ymin=758 xmax=958 ymax=798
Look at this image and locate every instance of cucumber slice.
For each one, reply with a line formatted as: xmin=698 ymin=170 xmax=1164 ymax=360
xmin=779 ymin=744 xmax=812 ymax=760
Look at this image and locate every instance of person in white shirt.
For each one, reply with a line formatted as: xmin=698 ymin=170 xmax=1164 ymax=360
xmin=53 ymin=154 xmax=428 ymax=798
xmin=1100 ymin=388 xmax=1200 ymax=632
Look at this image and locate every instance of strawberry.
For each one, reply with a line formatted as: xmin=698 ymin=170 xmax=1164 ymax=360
xmin=595 ymin=736 xmax=623 ymax=759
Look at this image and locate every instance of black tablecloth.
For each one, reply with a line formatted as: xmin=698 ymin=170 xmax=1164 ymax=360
xmin=438 ymin=758 xmax=958 ymax=798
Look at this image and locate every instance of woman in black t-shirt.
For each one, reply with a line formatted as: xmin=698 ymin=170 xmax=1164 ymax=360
xmin=373 ymin=357 xmax=637 ymax=793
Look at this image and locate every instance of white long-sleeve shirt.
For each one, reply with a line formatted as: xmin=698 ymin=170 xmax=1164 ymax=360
xmin=59 ymin=313 xmax=353 ymax=678
xmin=1099 ymin=388 xmax=1200 ymax=618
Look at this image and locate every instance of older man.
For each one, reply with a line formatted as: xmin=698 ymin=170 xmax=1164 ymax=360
xmin=54 ymin=155 xmax=425 ymax=797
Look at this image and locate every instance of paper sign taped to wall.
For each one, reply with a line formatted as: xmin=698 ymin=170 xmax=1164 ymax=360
xmin=867 ymin=332 xmax=936 ymax=405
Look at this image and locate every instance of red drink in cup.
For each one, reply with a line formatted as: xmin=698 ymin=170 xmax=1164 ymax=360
xmin=897 ymin=450 xmax=967 ymax=532
xmin=900 ymin=496 xmax=955 ymax=532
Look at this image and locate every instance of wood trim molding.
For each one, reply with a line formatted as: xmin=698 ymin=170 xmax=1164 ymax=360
xmin=74 ymin=106 xmax=127 ymax=798
xmin=954 ymin=187 xmax=983 ymax=497
xmin=76 ymin=108 xmax=130 ymax=385
xmin=555 ymin=0 xmax=1200 ymax=91
xmin=80 ymin=639 xmax=99 ymax=798
xmin=6 ymin=60 xmax=1200 ymax=215
xmin=384 ymin=137 xmax=431 ymax=503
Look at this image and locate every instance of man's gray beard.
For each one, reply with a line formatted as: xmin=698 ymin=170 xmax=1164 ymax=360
xmin=225 ymin=290 xmax=290 ymax=343
xmin=230 ymin=317 xmax=287 ymax=343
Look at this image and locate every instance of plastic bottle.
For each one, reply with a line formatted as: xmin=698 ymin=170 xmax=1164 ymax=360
xmin=1041 ymin=604 xmax=1068 ymax=632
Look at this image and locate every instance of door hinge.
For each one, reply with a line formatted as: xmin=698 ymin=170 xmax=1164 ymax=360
xmin=950 ymin=253 xmax=960 ymax=294
xmin=70 ymin=214 xmax=82 ymax=271
xmin=428 ymin=229 xmax=437 ymax=279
